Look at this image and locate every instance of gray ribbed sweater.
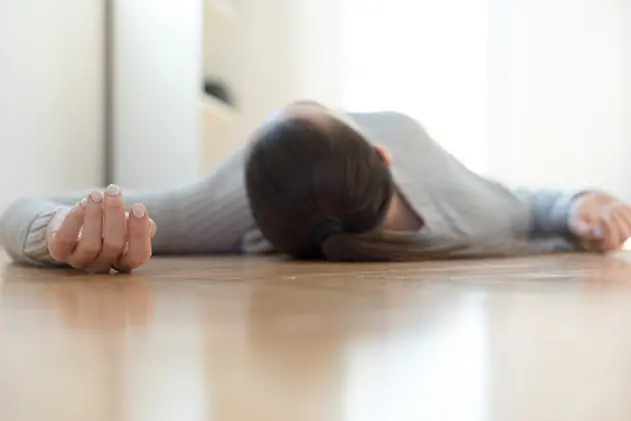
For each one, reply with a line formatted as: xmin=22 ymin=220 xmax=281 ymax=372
xmin=0 ymin=111 xmax=583 ymax=266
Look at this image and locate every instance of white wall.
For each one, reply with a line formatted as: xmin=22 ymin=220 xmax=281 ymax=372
xmin=342 ymin=0 xmax=489 ymax=174
xmin=0 ymin=0 xmax=104 ymax=212
xmin=342 ymin=0 xmax=631 ymax=195
xmin=488 ymin=0 xmax=631 ymax=200
xmin=112 ymin=0 xmax=202 ymax=189
xmin=293 ymin=0 xmax=345 ymax=107
xmin=113 ymin=0 xmax=344 ymax=189
xmin=112 ymin=0 xmax=292 ymax=189
xmin=237 ymin=0 xmax=305 ymax=138
xmin=239 ymin=0 xmax=345 ymax=132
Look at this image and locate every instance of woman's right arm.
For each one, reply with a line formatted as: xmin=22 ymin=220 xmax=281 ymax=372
xmin=0 ymin=149 xmax=256 ymax=267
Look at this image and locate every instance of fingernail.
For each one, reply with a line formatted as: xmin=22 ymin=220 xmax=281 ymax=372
xmin=131 ymin=203 xmax=146 ymax=219
xmin=90 ymin=191 xmax=103 ymax=202
xmin=78 ymin=198 xmax=88 ymax=208
xmin=106 ymin=184 xmax=121 ymax=196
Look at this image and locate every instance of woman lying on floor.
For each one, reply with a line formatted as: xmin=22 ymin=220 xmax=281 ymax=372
xmin=1 ymin=101 xmax=630 ymax=273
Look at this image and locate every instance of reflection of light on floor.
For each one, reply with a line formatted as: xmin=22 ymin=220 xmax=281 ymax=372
xmin=343 ymin=293 xmax=489 ymax=421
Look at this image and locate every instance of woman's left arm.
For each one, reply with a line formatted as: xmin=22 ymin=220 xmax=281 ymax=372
xmin=514 ymin=188 xmax=631 ymax=252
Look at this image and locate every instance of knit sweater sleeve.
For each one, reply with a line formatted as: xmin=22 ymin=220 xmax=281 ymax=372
xmin=511 ymin=188 xmax=589 ymax=239
xmin=0 ymin=149 xmax=255 ymax=266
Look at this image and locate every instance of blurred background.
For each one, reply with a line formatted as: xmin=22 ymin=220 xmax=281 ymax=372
xmin=1 ymin=0 xmax=630 ymax=213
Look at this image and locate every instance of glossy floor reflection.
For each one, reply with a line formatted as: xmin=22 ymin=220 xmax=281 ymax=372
xmin=2 ymin=252 xmax=631 ymax=421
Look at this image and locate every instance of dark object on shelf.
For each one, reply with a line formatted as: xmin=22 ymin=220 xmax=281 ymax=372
xmin=203 ymin=77 xmax=235 ymax=107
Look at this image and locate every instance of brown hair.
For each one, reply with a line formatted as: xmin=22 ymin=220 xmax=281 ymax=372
xmin=244 ymin=112 xmax=474 ymax=261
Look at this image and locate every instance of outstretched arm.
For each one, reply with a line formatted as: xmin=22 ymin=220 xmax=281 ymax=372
xmin=515 ymin=187 xmax=631 ymax=252
xmin=0 ymin=149 xmax=255 ymax=267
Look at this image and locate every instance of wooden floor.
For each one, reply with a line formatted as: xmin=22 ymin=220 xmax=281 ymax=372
xmin=2 ymin=252 xmax=631 ymax=421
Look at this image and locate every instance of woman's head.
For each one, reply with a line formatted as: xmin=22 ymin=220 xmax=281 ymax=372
xmin=245 ymin=102 xmax=395 ymax=261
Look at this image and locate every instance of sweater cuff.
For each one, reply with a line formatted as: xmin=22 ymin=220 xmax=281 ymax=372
xmin=21 ymin=207 xmax=69 ymax=266
xmin=550 ymin=191 xmax=591 ymax=238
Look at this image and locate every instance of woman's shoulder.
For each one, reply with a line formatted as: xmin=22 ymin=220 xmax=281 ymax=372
xmin=346 ymin=110 xmax=436 ymax=156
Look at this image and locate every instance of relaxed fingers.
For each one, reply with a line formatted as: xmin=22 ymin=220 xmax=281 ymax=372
xmin=116 ymin=203 xmax=152 ymax=272
xmin=149 ymin=218 xmax=157 ymax=238
xmin=95 ymin=184 xmax=127 ymax=264
xmin=125 ymin=212 xmax=156 ymax=238
xmin=67 ymin=191 xmax=104 ymax=268
xmin=581 ymin=238 xmax=605 ymax=254
xmin=614 ymin=205 xmax=631 ymax=243
xmin=49 ymin=204 xmax=85 ymax=263
xmin=599 ymin=213 xmax=620 ymax=251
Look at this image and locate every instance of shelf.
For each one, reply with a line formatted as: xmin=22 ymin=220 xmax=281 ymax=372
xmin=205 ymin=0 xmax=239 ymax=28
xmin=201 ymin=94 xmax=236 ymax=121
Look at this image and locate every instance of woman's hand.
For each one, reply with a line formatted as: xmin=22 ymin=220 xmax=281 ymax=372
xmin=46 ymin=185 xmax=157 ymax=273
xmin=569 ymin=191 xmax=631 ymax=253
